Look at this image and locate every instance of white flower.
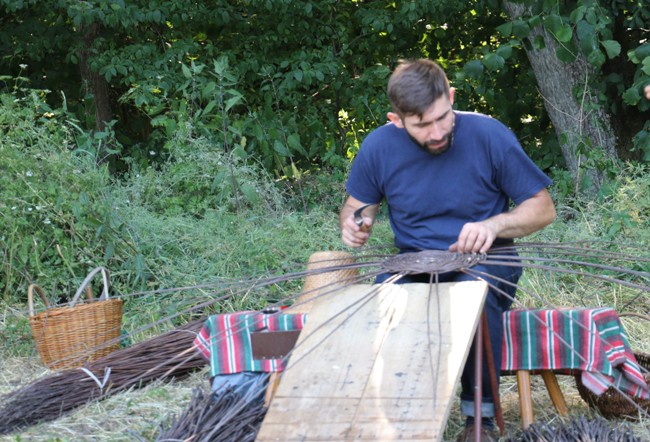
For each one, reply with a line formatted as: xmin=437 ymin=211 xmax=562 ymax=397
xmin=26 ymin=170 xmax=33 ymax=177
xmin=44 ymin=219 xmax=51 ymax=225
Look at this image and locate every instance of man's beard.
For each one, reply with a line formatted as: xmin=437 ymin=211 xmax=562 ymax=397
xmin=408 ymin=131 xmax=453 ymax=156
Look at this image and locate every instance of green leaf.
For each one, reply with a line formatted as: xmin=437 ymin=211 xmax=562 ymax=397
xmin=225 ymin=96 xmax=242 ymax=112
xmin=241 ymin=184 xmax=259 ymax=204
xmin=462 ymin=60 xmax=484 ymax=79
xmin=622 ymin=87 xmax=641 ymax=106
xmin=528 ymin=15 xmax=541 ymax=28
xmin=232 ymin=145 xmax=248 ymax=159
xmin=496 ymin=44 xmax=513 ymax=60
xmin=202 ymin=81 xmax=216 ymax=97
xmin=512 ymin=19 xmax=531 ymax=39
xmin=570 ymin=5 xmax=586 ymax=23
xmin=556 ymin=25 xmax=573 ymax=43
xmin=203 ymin=100 xmax=217 ymax=115
xmin=556 ymin=45 xmax=578 ymax=63
xmin=287 ymin=133 xmax=307 ymax=156
xmin=273 ymin=140 xmax=290 ymax=156
xmin=181 ymin=63 xmax=192 ymax=79
xmin=576 ymin=21 xmax=596 ymax=54
xmin=496 ymin=22 xmax=512 ymax=36
xmin=587 ymin=49 xmax=606 ymax=67
xmin=600 ymin=40 xmax=621 ymax=59
xmin=482 ymin=53 xmax=505 ymax=71
xmin=635 ymin=44 xmax=650 ymax=62
xmin=290 ymin=161 xmax=301 ymax=180
xmin=544 ymin=14 xmax=563 ymax=35
xmin=642 ymin=56 xmax=650 ymax=76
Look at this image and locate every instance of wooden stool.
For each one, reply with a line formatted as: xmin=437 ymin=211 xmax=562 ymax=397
xmin=509 ymin=369 xmax=569 ymax=429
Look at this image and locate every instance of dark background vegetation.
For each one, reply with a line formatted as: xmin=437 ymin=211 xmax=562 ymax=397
xmin=1 ymin=0 xmax=648 ymax=317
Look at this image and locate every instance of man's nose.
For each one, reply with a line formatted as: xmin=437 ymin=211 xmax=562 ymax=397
xmin=428 ymin=122 xmax=445 ymax=140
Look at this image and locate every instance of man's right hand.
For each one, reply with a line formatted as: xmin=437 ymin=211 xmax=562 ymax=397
xmin=339 ymin=197 xmax=377 ymax=248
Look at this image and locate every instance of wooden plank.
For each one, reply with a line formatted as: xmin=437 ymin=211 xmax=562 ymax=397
xmin=256 ymin=281 xmax=488 ymax=441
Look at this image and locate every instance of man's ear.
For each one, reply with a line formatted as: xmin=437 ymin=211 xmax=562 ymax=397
xmin=387 ymin=112 xmax=404 ymax=128
xmin=449 ymin=87 xmax=455 ymax=106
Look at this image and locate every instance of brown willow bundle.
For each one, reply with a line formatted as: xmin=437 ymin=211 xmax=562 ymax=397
xmin=156 ymin=386 xmax=267 ymax=442
xmin=0 ymin=319 xmax=207 ymax=435
xmin=510 ymin=415 xmax=642 ymax=442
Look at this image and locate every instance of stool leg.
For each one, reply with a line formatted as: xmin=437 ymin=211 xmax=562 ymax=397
xmin=540 ymin=370 xmax=569 ymax=416
xmin=264 ymin=372 xmax=282 ymax=407
xmin=516 ymin=370 xmax=534 ymax=429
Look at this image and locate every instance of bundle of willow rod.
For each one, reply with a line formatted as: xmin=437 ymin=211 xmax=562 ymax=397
xmin=512 ymin=415 xmax=641 ymax=442
xmin=0 ymin=319 xmax=207 ymax=435
xmin=155 ymin=386 xmax=267 ymax=442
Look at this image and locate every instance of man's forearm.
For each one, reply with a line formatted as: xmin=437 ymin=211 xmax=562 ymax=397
xmin=487 ymin=189 xmax=556 ymax=239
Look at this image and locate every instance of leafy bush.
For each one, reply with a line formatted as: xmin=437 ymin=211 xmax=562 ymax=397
xmin=121 ymin=125 xmax=288 ymax=217
xmin=0 ymin=92 xmax=144 ymax=303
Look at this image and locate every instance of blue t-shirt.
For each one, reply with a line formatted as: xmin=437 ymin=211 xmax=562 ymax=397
xmin=346 ymin=111 xmax=552 ymax=252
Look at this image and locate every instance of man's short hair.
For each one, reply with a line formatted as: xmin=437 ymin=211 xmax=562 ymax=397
xmin=387 ymin=59 xmax=450 ymax=119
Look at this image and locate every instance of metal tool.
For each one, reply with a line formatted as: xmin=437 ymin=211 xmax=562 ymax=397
xmin=353 ymin=204 xmax=374 ymax=230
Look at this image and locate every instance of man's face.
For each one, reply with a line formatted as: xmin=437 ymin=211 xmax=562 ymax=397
xmin=388 ymin=91 xmax=455 ymax=156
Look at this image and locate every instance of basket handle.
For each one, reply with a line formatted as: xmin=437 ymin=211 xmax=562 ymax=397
xmin=70 ymin=266 xmax=111 ymax=307
xmin=619 ymin=312 xmax=650 ymax=322
xmin=27 ymin=284 xmax=50 ymax=317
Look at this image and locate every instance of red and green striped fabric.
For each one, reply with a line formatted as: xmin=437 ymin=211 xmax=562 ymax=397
xmin=502 ymin=307 xmax=649 ymax=399
xmin=194 ymin=311 xmax=307 ymax=376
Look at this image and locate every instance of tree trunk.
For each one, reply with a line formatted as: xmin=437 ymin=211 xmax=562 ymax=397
xmin=78 ymin=23 xmax=114 ymax=164
xmin=503 ymin=2 xmax=618 ymax=196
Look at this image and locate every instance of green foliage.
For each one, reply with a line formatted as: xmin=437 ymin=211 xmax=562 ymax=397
xmin=494 ymin=0 xmax=649 ymax=159
xmin=0 ymin=89 xmax=354 ymax=311
xmin=548 ymin=163 xmax=650 ymax=245
xmin=121 ymin=127 xmax=287 ymax=217
xmin=0 ymin=92 xmax=145 ymax=302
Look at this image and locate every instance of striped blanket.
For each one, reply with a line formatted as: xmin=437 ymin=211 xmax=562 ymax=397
xmin=194 ymin=311 xmax=307 ymax=377
xmin=502 ymin=307 xmax=649 ymax=399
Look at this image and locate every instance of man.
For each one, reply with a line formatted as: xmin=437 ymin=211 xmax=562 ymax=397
xmin=339 ymin=59 xmax=556 ymax=441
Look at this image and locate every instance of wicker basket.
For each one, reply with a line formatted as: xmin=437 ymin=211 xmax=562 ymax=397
xmin=28 ymin=267 xmax=123 ymax=370
xmin=575 ymin=312 xmax=650 ymax=419
xmin=575 ymin=352 xmax=650 ymax=419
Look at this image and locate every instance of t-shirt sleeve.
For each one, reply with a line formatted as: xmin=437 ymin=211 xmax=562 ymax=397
xmin=494 ymin=130 xmax=553 ymax=205
xmin=345 ymin=141 xmax=384 ymax=204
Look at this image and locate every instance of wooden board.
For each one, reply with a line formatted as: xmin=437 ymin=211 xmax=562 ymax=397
xmin=256 ymin=281 xmax=488 ymax=441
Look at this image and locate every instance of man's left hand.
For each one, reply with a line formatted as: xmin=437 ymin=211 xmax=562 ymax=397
xmin=449 ymin=221 xmax=497 ymax=254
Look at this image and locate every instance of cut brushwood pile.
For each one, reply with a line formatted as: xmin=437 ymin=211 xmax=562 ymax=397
xmin=0 ymin=319 xmax=206 ymax=435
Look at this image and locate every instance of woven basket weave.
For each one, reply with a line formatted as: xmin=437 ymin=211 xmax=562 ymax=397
xmin=294 ymin=251 xmax=359 ymax=313
xmin=575 ymin=312 xmax=650 ymax=419
xmin=28 ymin=267 xmax=123 ymax=370
xmin=575 ymin=352 xmax=650 ymax=419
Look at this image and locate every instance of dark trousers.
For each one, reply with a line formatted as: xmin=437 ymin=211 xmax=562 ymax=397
xmin=375 ymin=261 xmax=521 ymax=415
